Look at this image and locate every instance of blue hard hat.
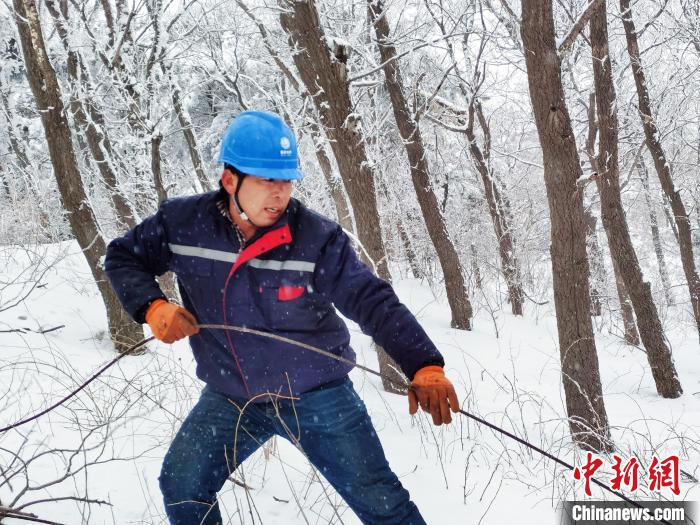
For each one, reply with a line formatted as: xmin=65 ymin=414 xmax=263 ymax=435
xmin=219 ymin=111 xmax=304 ymax=180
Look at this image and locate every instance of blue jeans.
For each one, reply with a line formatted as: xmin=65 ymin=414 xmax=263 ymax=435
xmin=159 ymin=378 xmax=426 ymax=525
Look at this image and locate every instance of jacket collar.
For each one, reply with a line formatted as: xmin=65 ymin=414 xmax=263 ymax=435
xmin=213 ymin=188 xmax=299 ymax=247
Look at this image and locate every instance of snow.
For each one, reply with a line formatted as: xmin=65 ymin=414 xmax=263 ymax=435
xmin=1 ymin=242 xmax=698 ymax=524
xmin=324 ymin=35 xmax=351 ymax=52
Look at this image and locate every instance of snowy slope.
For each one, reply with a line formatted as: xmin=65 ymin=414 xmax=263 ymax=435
xmin=1 ymin=242 xmax=698 ymax=524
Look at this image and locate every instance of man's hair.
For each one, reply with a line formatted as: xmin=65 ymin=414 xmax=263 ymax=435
xmin=221 ymin=163 xmax=248 ymax=190
xmin=223 ymin=163 xmax=248 ymax=177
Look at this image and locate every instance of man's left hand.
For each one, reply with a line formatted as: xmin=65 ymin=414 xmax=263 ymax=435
xmin=408 ymin=365 xmax=459 ymax=425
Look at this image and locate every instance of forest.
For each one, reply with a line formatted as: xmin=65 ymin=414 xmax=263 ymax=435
xmin=0 ymin=0 xmax=699 ymax=523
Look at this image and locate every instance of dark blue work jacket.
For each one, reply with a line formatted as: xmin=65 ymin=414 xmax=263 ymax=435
xmin=104 ymin=190 xmax=444 ymax=400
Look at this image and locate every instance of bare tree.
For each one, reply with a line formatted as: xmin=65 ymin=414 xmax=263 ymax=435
xmin=367 ymin=0 xmax=473 ymax=329
xmin=376 ymin=175 xmax=422 ymax=280
xmin=464 ymin=100 xmax=524 ymax=316
xmin=0 ymin=76 xmax=55 ymax=235
xmin=142 ymin=0 xmax=213 ymax=193
xmin=638 ymin=155 xmax=674 ymax=307
xmin=167 ymin=71 xmax=214 ymax=193
xmin=0 ymin=77 xmax=30 ymax=174
xmin=278 ymin=0 xmax=391 ymax=282
xmin=45 ymin=0 xmax=137 ymax=231
xmin=521 ymin=0 xmax=612 ymax=451
xmin=278 ymin=0 xmax=406 ymax=392
xmin=421 ymin=0 xmax=523 ymax=317
xmin=583 ymin=210 xmax=603 ymax=316
xmin=590 ymin=2 xmax=681 ymax=398
xmin=620 ymin=0 xmax=700 ymax=339
xmin=583 ymin=94 xmax=639 ymax=343
xmin=234 ymin=0 xmax=354 ymax=234
xmin=13 ymin=0 xmax=143 ymax=352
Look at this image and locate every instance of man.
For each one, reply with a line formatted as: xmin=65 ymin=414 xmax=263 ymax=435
xmin=105 ymin=110 xmax=459 ymax=525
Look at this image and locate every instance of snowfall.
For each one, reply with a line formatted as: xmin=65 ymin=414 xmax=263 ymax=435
xmin=1 ymin=241 xmax=698 ymax=524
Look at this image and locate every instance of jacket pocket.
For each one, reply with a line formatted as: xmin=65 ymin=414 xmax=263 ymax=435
xmin=278 ymin=285 xmax=306 ymax=301
xmin=257 ymin=274 xmax=322 ymax=331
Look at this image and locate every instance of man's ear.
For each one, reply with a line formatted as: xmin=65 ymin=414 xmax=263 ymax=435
xmin=221 ymin=168 xmax=238 ymax=196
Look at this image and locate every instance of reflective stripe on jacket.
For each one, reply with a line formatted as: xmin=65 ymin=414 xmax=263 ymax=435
xmin=104 ymin=190 xmax=444 ymax=400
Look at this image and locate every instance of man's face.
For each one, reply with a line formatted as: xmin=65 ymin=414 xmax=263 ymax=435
xmin=223 ymin=170 xmax=293 ymax=227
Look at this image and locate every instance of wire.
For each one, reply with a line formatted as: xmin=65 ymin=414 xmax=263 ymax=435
xmin=198 ymin=324 xmax=673 ymax=523
xmin=0 ymin=337 xmax=152 ymax=434
xmin=0 ymin=325 xmax=673 ymax=524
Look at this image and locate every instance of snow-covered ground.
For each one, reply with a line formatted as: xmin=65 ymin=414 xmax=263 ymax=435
xmin=1 ymin=242 xmax=698 ymax=524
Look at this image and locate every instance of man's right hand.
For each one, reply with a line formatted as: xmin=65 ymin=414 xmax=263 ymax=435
xmin=145 ymin=299 xmax=199 ymax=343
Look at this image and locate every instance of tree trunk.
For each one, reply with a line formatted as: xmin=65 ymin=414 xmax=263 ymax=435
xmin=0 ymin=78 xmax=31 ymax=173
xmin=307 ymin=121 xmax=355 ymax=234
xmin=584 ymin=93 xmax=639 ymax=343
xmin=279 ymin=0 xmax=405 ymax=393
xmin=14 ymin=0 xmax=143 ymax=352
xmin=465 ymin=100 xmax=524 ymax=316
xmin=0 ymin=165 xmax=10 ymax=200
xmin=235 ymin=0 xmax=354 ymax=235
xmin=368 ymin=0 xmax=472 ymax=329
xmin=621 ymin=0 xmax=700 ymax=339
xmin=521 ymin=0 xmax=612 ymax=451
xmin=397 ymin=218 xmax=422 ymax=279
xmin=591 ymin=4 xmax=681 ymax=397
xmin=610 ymin=252 xmax=640 ymax=345
xmin=694 ymin=193 xmax=700 ymax=247
xmin=165 ymin=68 xmax=213 ymax=193
xmin=470 ymin=244 xmax=483 ymax=290
xmin=150 ymin=131 xmax=180 ymax=302
xmin=279 ymin=0 xmax=390 ymax=282
xmin=47 ymin=0 xmax=137 ymax=231
xmin=583 ymin=210 xmax=602 ymax=316
xmin=639 ymin=156 xmax=674 ymax=306
xmin=661 ymin=195 xmax=680 ymax=244
xmin=582 ymin=96 xmax=603 ymax=318
xmin=151 ymin=132 xmax=168 ymax=205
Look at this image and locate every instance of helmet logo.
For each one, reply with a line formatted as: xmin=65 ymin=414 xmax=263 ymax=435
xmin=280 ymin=136 xmax=292 ymax=156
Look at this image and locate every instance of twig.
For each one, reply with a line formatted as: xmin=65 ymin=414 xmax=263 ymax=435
xmin=36 ymin=325 xmax=65 ymax=334
xmin=348 ymin=31 xmax=468 ymax=83
xmin=0 ymin=325 xmax=64 ymax=334
xmin=228 ymin=476 xmax=255 ymax=491
xmin=558 ymin=0 xmax=604 ymax=54
xmin=0 ymin=337 xmax=152 ymax=433
xmin=0 ymin=506 xmax=66 ymax=525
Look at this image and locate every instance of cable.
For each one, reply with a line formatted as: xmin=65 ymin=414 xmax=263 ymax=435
xmin=0 ymin=325 xmax=673 ymax=524
xmin=0 ymin=337 xmax=152 ymax=434
xmin=198 ymin=324 xmax=673 ymax=523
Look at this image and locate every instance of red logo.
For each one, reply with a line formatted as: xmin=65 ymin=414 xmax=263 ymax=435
xmin=648 ymin=455 xmax=680 ymax=496
xmin=611 ymin=454 xmax=640 ymax=492
xmin=573 ymin=452 xmax=604 ymax=497
xmin=278 ymin=286 xmax=305 ymax=301
xmin=573 ymin=453 xmax=681 ymax=496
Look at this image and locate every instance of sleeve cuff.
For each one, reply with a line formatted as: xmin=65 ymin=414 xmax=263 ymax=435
xmin=134 ymin=296 xmax=167 ymax=324
xmin=408 ymin=357 xmax=445 ymax=381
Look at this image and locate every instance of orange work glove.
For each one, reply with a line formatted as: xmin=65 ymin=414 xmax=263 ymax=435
xmin=145 ymin=299 xmax=199 ymax=343
xmin=408 ymin=365 xmax=460 ymax=425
